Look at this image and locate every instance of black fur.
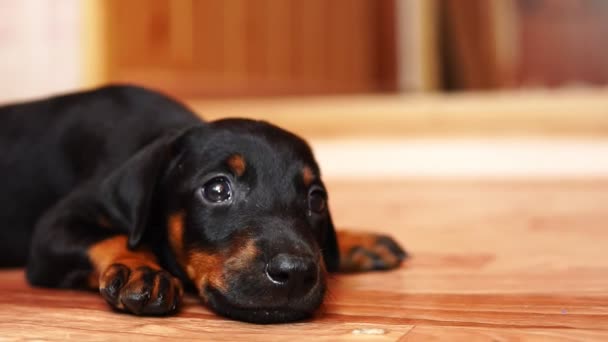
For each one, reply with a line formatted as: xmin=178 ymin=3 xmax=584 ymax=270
xmin=0 ymin=86 xmax=196 ymax=266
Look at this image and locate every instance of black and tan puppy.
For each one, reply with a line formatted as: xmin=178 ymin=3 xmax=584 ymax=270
xmin=0 ymin=85 xmax=406 ymax=324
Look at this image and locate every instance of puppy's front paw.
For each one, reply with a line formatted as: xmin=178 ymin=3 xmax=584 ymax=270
xmin=99 ymin=264 xmax=183 ymax=315
xmin=337 ymin=231 xmax=408 ymax=273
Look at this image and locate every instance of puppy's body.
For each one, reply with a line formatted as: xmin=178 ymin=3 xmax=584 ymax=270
xmin=0 ymin=85 xmax=406 ymax=323
xmin=0 ymin=86 xmax=197 ymax=266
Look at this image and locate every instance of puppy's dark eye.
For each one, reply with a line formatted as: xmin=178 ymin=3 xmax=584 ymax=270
xmin=201 ymin=177 xmax=232 ymax=203
xmin=308 ymin=188 xmax=327 ymax=213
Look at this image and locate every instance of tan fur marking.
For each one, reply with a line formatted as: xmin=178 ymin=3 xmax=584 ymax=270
xmin=336 ymin=231 xmax=404 ymax=272
xmin=336 ymin=231 xmax=378 ymax=258
xmin=168 ymin=210 xmax=232 ymax=296
xmin=88 ymin=235 xmax=160 ymax=280
xmin=227 ymin=154 xmax=246 ymax=177
xmin=187 ymin=250 xmax=225 ymax=294
xmin=174 ymin=277 xmax=185 ymax=299
xmin=349 ymin=249 xmax=374 ymax=270
xmin=186 ymin=265 xmax=196 ymax=279
xmin=374 ymin=243 xmax=399 ymax=266
xmin=224 ymin=239 xmax=258 ymax=272
xmin=184 ymin=238 xmax=259 ymax=298
xmin=168 ymin=211 xmax=185 ymax=260
xmin=150 ymin=271 xmax=161 ymax=299
xmin=337 ymin=231 xmax=391 ymax=271
xmin=87 ymin=271 xmax=100 ymax=289
xmin=302 ymin=166 xmax=315 ymax=187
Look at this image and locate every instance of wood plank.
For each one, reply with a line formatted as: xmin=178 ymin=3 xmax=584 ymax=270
xmin=192 ymin=0 xmax=225 ymax=75
xmin=1 ymin=179 xmax=608 ymax=340
xmin=222 ymin=0 xmax=247 ymax=82
xmin=265 ymin=0 xmax=294 ymax=82
xmin=0 ymin=298 xmax=412 ymax=341
xmin=404 ymin=326 xmax=608 ymax=341
xmin=98 ymin=1 xmax=387 ymax=96
xmin=292 ymin=0 xmax=327 ymax=83
xmin=168 ymin=0 xmax=194 ymax=65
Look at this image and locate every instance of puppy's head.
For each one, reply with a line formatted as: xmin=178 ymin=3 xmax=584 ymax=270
xmin=103 ymin=119 xmax=338 ymax=323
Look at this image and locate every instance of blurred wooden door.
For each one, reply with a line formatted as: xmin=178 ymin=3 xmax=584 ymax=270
xmin=100 ymin=0 xmax=396 ymax=97
xmin=515 ymin=0 xmax=608 ymax=87
xmin=438 ymin=0 xmax=608 ymax=90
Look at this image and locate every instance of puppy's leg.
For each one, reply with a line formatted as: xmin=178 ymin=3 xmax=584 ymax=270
xmin=26 ymin=205 xmax=183 ymax=316
xmin=336 ymin=230 xmax=408 ymax=273
xmin=88 ymin=235 xmax=183 ymax=315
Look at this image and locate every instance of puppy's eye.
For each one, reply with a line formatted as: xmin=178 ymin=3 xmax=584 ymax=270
xmin=201 ymin=177 xmax=232 ymax=203
xmin=308 ymin=188 xmax=327 ymax=213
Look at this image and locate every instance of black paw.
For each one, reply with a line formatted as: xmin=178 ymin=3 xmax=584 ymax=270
xmin=99 ymin=264 xmax=183 ymax=315
xmin=339 ymin=233 xmax=408 ymax=272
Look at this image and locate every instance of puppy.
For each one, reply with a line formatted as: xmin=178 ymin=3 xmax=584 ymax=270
xmin=0 ymin=85 xmax=406 ymax=323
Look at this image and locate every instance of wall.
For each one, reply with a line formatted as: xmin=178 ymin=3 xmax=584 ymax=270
xmin=0 ymin=0 xmax=81 ymax=103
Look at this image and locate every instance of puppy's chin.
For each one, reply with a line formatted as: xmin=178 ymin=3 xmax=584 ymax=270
xmin=203 ymin=284 xmax=326 ymax=324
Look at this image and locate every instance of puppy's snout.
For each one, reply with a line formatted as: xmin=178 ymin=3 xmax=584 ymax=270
xmin=265 ymin=253 xmax=318 ymax=296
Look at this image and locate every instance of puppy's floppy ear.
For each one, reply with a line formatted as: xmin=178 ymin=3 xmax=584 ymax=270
xmin=99 ymin=133 xmax=184 ymax=249
xmin=322 ymin=212 xmax=340 ymax=272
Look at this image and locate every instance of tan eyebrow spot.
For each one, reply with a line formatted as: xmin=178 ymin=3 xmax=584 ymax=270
xmin=227 ymin=154 xmax=246 ymax=177
xmin=302 ymin=166 xmax=315 ymax=186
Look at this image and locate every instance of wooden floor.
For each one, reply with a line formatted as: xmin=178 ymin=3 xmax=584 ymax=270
xmin=2 ymin=179 xmax=608 ymax=341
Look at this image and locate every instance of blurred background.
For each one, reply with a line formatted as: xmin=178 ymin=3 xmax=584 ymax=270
xmin=1 ymin=0 xmax=608 ymax=179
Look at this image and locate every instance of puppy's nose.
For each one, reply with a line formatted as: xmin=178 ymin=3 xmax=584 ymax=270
xmin=265 ymin=253 xmax=318 ymax=296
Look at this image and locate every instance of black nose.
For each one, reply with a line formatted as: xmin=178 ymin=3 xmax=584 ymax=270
xmin=265 ymin=253 xmax=318 ymax=296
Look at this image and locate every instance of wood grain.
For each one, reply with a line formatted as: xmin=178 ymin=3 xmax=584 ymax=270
xmin=1 ymin=179 xmax=608 ymax=340
xmin=96 ymin=0 xmax=394 ymax=97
